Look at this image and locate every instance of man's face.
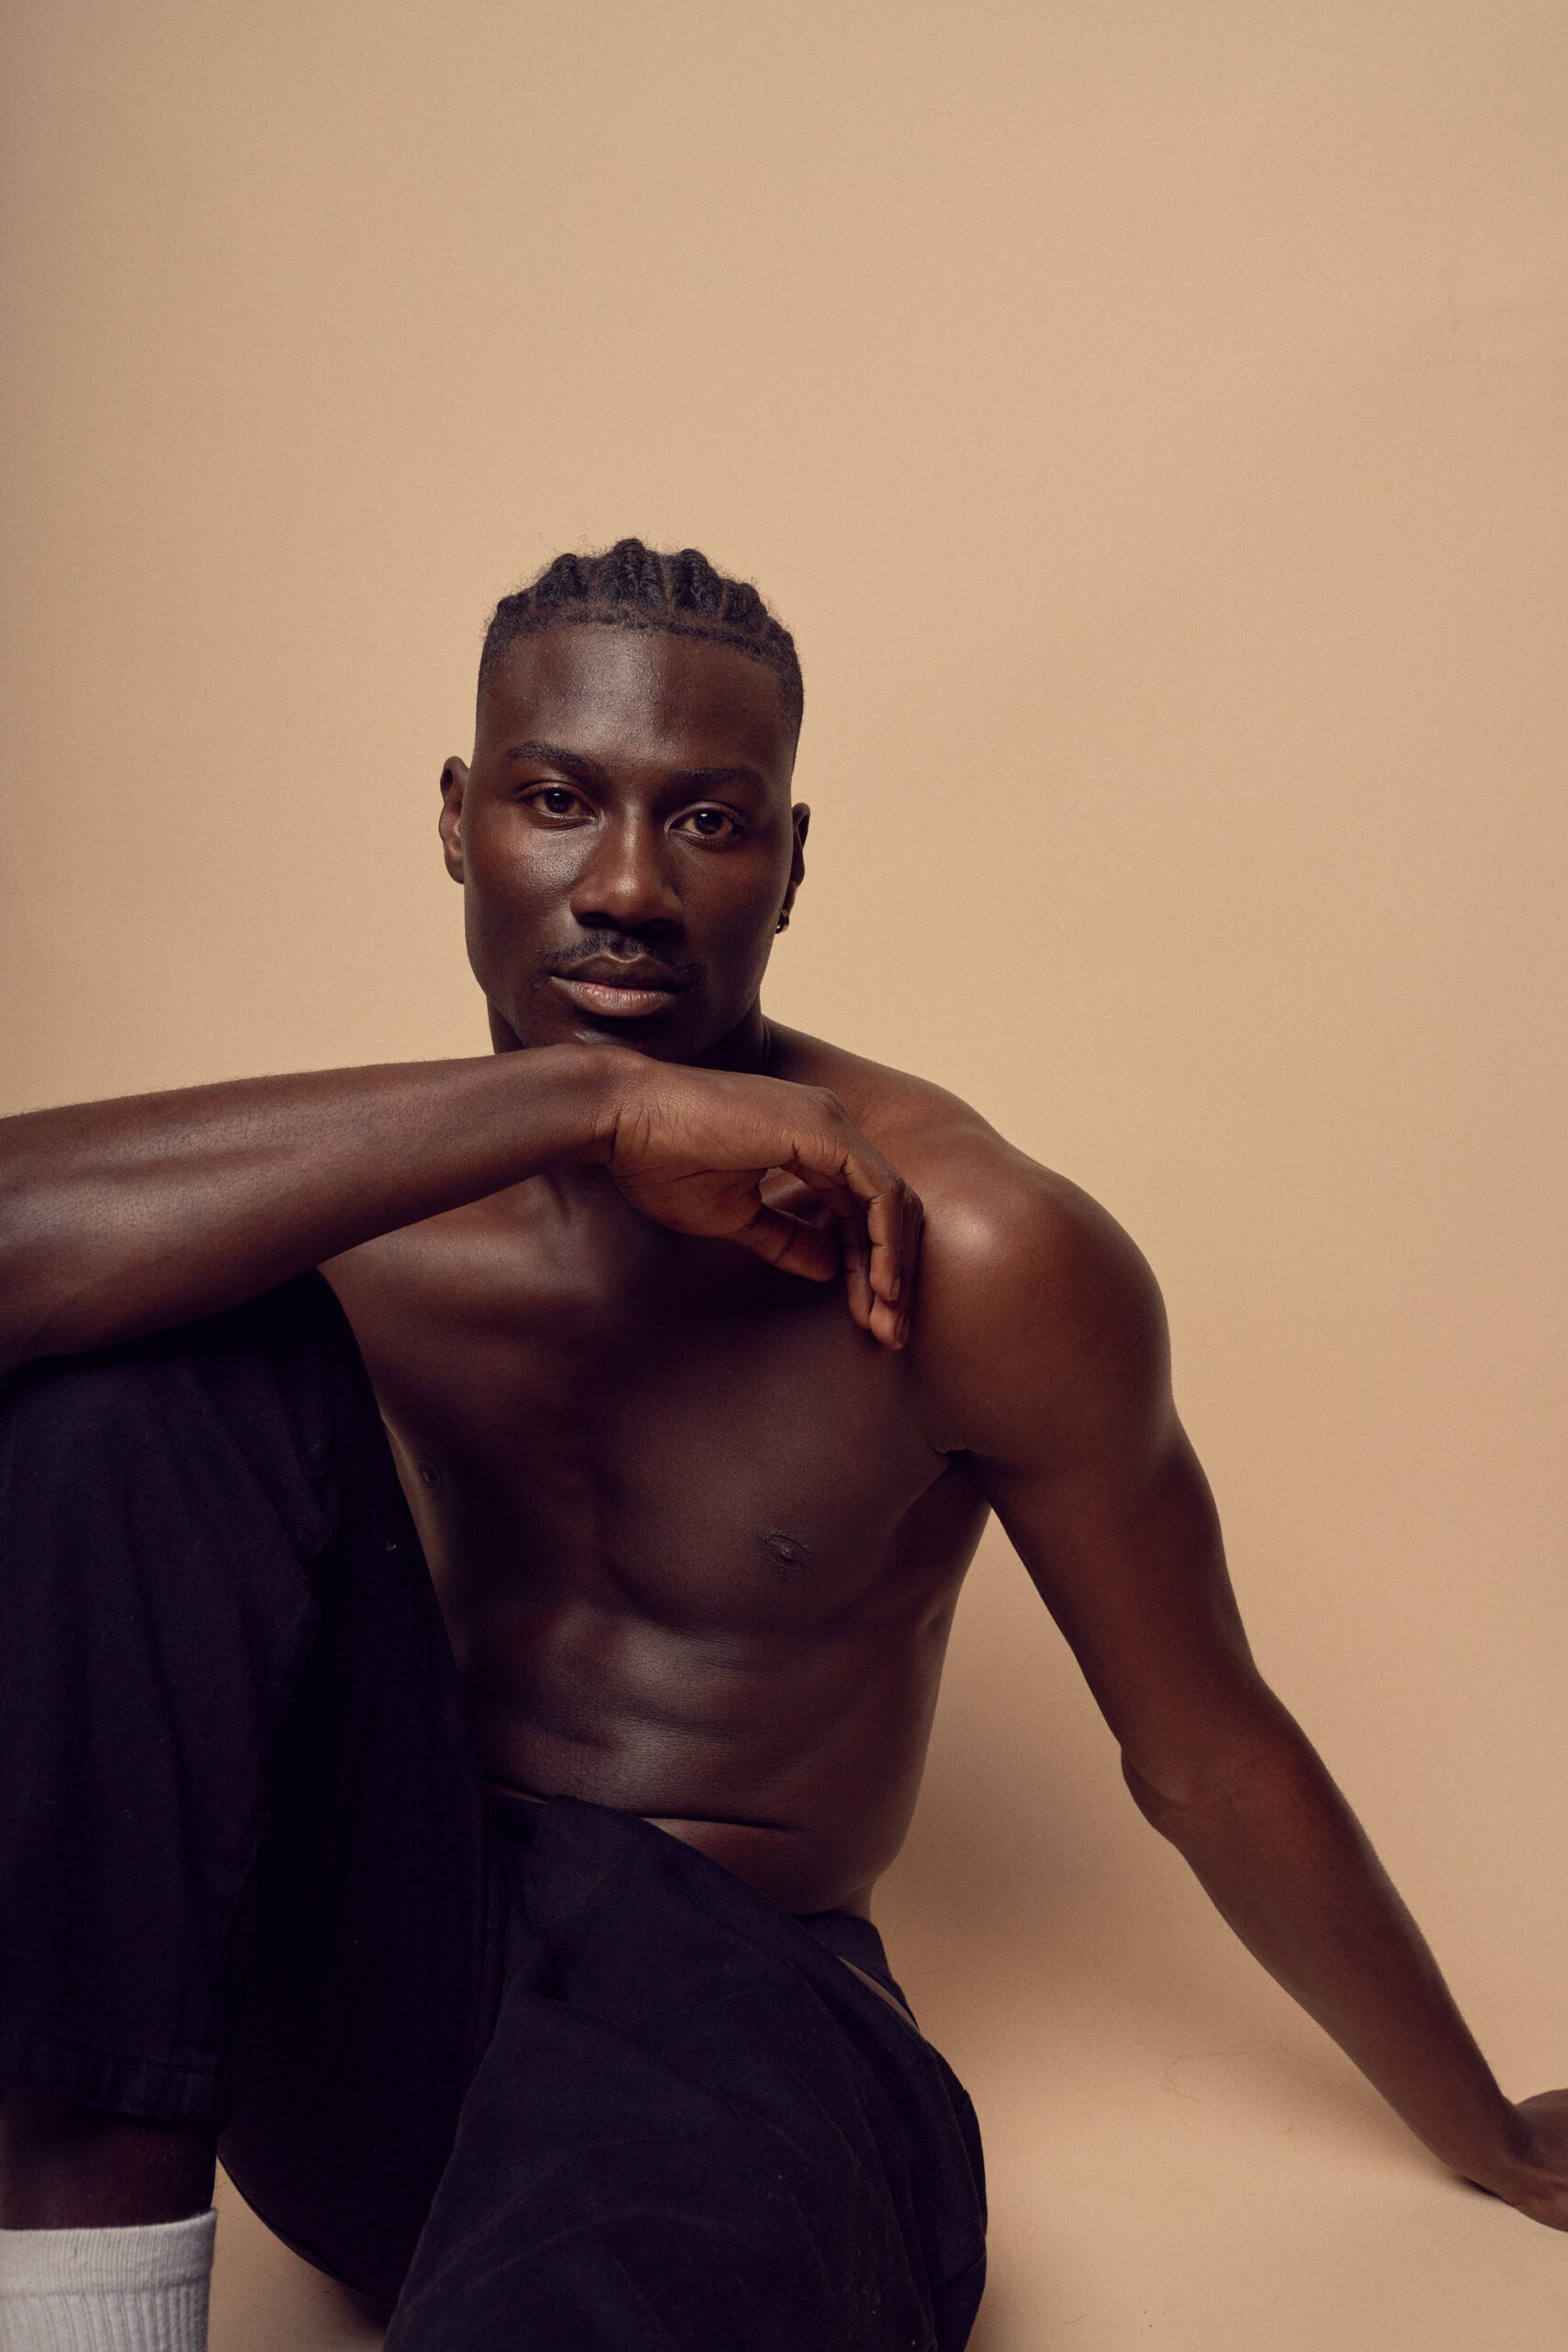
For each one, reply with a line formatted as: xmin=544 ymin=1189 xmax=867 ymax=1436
xmin=439 ymin=623 xmax=807 ymax=1064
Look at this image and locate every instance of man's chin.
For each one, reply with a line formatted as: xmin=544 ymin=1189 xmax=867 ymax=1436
xmin=565 ymin=1022 xmax=694 ymax=1062
xmin=491 ymin=1004 xmax=706 ymax=1064
xmin=489 ymin=985 xmax=763 ymax=1069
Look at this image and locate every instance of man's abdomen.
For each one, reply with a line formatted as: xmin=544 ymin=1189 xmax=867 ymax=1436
xmin=449 ymin=1590 xmax=965 ymax=1915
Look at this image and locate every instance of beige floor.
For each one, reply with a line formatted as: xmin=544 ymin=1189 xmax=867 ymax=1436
xmin=918 ymin=2001 xmax=1568 ymax=2351
xmin=211 ymin=2183 xmax=382 ymax=2352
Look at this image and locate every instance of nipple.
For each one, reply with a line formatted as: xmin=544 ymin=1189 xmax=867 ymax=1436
xmin=760 ymin=1529 xmax=814 ymax=1579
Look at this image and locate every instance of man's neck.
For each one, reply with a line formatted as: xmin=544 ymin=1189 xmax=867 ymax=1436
xmin=694 ymin=1002 xmax=774 ymax=1077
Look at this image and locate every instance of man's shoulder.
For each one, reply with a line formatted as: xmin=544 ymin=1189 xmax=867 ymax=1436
xmin=773 ymin=1024 xmax=1143 ymax=1286
xmin=773 ymin=1025 xmax=1163 ymax=1400
xmin=777 ymin=1027 xmax=1175 ymax=1462
xmin=772 ymin=1023 xmax=1007 ymax=1179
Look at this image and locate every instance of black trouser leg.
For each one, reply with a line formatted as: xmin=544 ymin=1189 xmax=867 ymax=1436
xmin=0 ymin=1274 xmax=493 ymax=2302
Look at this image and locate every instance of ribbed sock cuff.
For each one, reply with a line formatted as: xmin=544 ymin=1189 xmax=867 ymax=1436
xmin=0 ymin=2211 xmax=215 ymax=2350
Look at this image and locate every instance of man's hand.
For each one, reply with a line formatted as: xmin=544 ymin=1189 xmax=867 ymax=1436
xmin=1469 ymin=2092 xmax=1568 ymax=2230
xmin=592 ymin=1055 xmax=920 ymax=1349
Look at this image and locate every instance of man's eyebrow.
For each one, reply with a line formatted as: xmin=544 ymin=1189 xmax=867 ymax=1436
xmin=671 ymin=764 xmax=768 ymax=793
xmin=502 ymin=744 xmax=768 ymax=794
xmin=502 ymin=740 xmax=607 ymax=784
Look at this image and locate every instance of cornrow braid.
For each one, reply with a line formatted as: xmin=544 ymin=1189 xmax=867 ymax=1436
xmin=478 ymin=538 xmax=803 ymax=732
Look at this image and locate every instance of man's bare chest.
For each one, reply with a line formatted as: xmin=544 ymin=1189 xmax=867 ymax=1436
xmin=325 ymin=1208 xmax=977 ymax=1638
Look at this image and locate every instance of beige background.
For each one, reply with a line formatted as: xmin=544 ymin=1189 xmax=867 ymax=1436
xmin=4 ymin=2 xmax=1567 ymax=2343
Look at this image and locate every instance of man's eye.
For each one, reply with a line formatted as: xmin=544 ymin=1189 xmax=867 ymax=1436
xmin=676 ymin=808 xmax=741 ymax=841
xmin=530 ymin=786 xmax=582 ymax=818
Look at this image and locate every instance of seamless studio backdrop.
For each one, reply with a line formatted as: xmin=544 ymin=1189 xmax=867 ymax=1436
xmin=3 ymin=4 xmax=1566 ymax=2346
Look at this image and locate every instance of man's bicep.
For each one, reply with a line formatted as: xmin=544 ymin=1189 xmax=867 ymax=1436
xmin=977 ymin=1432 xmax=1272 ymax=1798
xmin=919 ymin=1153 xmax=1285 ymax=1792
xmin=945 ymin=1216 xmax=1279 ymax=1797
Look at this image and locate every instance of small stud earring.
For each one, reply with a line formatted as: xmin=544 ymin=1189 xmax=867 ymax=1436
xmin=775 ymin=910 xmax=790 ymax=933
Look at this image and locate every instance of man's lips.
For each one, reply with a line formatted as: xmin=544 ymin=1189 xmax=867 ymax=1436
xmin=547 ymin=956 xmax=689 ymax=1022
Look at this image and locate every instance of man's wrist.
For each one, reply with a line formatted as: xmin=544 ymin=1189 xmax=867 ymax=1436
xmin=513 ymin=1039 xmax=646 ymax=1170
xmin=1465 ymin=2101 xmax=1568 ymax=2199
xmin=1404 ymin=2094 xmax=1564 ymax=2220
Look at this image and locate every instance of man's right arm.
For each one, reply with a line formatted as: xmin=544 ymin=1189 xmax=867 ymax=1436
xmin=913 ymin=1147 xmax=1568 ymax=2228
xmin=0 ymin=1046 xmax=918 ymax=1374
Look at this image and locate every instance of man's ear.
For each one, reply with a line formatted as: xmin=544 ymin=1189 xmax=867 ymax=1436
xmin=781 ymin=802 xmax=809 ymax=924
xmin=438 ymin=758 xmax=469 ymax=882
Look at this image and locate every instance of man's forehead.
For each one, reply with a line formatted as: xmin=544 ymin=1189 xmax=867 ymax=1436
xmin=478 ymin=623 xmax=795 ymax=777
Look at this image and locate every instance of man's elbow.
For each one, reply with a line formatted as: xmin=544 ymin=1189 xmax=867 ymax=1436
xmin=1120 ymin=1702 xmax=1317 ymax=1843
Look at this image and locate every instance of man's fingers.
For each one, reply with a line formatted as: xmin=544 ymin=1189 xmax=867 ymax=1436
xmin=729 ymin=1201 xmax=841 ymax=1283
xmin=784 ymin=1110 xmax=903 ymax=1227
xmin=859 ymin=1182 xmax=918 ymax=1347
xmin=865 ymin=1183 xmax=899 ymax=1306
xmin=784 ymin=1141 xmax=910 ymax=1295
xmin=840 ymin=1210 xmax=874 ymax=1331
xmin=605 ymin=1072 xmax=919 ymax=1338
xmin=781 ymin=1132 xmax=920 ymax=1348
xmin=902 ymin=1183 xmax=924 ymax=1321
xmin=866 ymin=1174 xmax=919 ymax=1300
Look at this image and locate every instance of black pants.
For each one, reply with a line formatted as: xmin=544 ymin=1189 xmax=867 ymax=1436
xmin=0 ymin=1275 xmax=987 ymax=2348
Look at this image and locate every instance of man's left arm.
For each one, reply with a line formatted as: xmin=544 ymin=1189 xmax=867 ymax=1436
xmin=916 ymin=1151 xmax=1568 ymax=2226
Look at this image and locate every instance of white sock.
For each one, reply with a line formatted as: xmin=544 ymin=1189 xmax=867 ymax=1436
xmin=0 ymin=2212 xmax=215 ymax=2352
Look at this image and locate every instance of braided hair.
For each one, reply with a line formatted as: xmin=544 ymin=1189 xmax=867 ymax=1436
xmin=478 ymin=539 xmax=803 ymax=733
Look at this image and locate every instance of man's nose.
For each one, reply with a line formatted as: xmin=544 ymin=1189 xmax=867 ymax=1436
xmin=569 ymin=810 xmax=682 ymax=933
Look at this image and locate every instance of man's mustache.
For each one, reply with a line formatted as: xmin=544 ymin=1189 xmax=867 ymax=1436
xmin=542 ymin=936 xmax=700 ymax=988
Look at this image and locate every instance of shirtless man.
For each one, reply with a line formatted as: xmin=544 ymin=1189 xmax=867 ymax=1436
xmin=1 ymin=540 xmax=1564 ymax=2352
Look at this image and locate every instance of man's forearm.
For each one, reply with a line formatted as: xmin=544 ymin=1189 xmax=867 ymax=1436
xmin=1125 ymin=1724 xmax=1546 ymax=2202
xmin=0 ymin=1047 xmax=617 ymax=1371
